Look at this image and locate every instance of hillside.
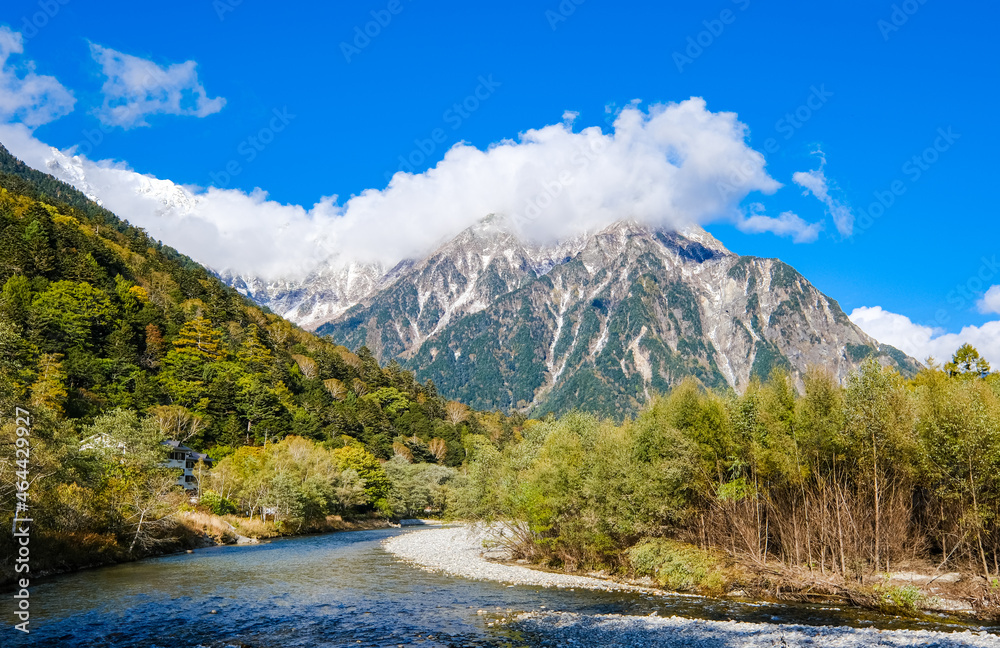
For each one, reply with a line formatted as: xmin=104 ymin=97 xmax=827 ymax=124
xmin=0 ymin=142 xmax=507 ymax=461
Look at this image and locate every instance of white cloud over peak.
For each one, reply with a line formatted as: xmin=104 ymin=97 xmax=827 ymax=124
xmin=977 ymin=285 xmax=1000 ymax=315
xmin=793 ymin=154 xmax=854 ymax=237
xmin=3 ymin=98 xmax=800 ymax=279
xmin=90 ymin=43 xmax=226 ymax=129
xmin=850 ymin=305 xmax=1000 ymax=367
xmin=0 ymin=26 xmax=75 ymax=127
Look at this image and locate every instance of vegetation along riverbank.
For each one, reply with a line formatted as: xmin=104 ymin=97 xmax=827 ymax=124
xmin=454 ymin=354 xmax=1000 ymax=621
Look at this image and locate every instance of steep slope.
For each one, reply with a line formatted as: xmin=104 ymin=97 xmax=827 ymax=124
xmin=318 ymin=214 xmax=592 ymax=359
xmin=319 ymin=218 xmax=920 ymax=417
xmin=0 ymin=141 xmax=500 ymax=460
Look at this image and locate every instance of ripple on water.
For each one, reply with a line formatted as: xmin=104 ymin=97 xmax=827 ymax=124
xmin=2 ymin=527 xmax=997 ymax=647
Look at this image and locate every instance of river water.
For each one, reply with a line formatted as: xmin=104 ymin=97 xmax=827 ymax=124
xmin=3 ymin=527 xmax=996 ymax=647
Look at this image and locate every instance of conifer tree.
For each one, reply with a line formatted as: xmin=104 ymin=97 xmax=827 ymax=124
xmin=172 ymin=316 xmax=223 ymax=361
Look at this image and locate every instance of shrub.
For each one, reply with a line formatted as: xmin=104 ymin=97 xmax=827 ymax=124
xmin=628 ymin=538 xmax=730 ymax=594
xmin=871 ymin=582 xmax=924 ymax=614
xmin=200 ymin=490 xmax=237 ymax=516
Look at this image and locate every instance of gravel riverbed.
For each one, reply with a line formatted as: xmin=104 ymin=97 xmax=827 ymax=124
xmin=383 ymin=526 xmax=1000 ymax=647
xmin=384 ymin=525 xmax=655 ymax=593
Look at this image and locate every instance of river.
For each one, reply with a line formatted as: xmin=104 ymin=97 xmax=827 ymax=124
xmin=3 ymin=527 xmax=996 ymax=647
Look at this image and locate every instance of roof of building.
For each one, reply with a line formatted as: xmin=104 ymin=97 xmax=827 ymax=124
xmin=162 ymin=440 xmax=194 ymax=452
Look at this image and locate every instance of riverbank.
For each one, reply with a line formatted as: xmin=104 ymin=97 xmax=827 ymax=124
xmin=385 ymin=525 xmax=659 ymax=593
xmin=0 ymin=511 xmax=393 ymax=590
xmin=384 ymin=526 xmax=1000 ymax=646
xmin=386 ymin=524 xmax=996 ymax=620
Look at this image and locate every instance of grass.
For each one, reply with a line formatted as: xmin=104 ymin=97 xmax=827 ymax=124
xmin=175 ymin=510 xmax=239 ymax=544
xmin=868 ymin=581 xmax=926 ymax=615
xmin=627 ymin=538 xmax=734 ymax=595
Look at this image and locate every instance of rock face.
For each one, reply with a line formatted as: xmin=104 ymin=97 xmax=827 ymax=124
xmin=222 ymin=261 xmax=390 ymax=332
xmin=292 ymin=216 xmax=920 ymax=418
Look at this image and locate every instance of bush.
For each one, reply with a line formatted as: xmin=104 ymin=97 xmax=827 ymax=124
xmin=871 ymin=582 xmax=924 ymax=614
xmin=200 ymin=490 xmax=237 ymax=516
xmin=628 ymin=538 xmax=730 ymax=594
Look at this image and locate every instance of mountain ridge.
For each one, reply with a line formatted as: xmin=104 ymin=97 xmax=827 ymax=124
xmin=312 ymin=216 xmax=920 ymax=418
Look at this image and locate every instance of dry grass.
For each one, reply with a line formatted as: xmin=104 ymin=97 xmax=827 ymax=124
xmin=175 ymin=510 xmax=238 ymax=544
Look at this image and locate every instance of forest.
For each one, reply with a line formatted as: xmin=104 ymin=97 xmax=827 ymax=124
xmin=0 ymin=144 xmax=518 ymax=581
xmin=458 ymin=350 xmax=1000 ymax=608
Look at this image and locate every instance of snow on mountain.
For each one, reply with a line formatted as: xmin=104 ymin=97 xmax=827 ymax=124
xmin=306 ymin=216 xmax=920 ymax=417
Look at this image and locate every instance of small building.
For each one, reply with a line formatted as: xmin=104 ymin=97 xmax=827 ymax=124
xmin=162 ymin=440 xmax=214 ymax=490
xmin=80 ymin=434 xmax=213 ymax=491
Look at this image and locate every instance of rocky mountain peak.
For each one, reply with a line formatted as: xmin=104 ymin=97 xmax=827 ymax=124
xmin=307 ymin=219 xmax=919 ymax=417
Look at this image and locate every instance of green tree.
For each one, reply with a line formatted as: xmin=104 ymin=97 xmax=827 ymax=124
xmin=236 ymin=374 xmax=287 ymax=443
xmin=29 ymin=353 xmax=68 ymax=416
xmin=0 ymin=274 xmax=33 ymax=326
xmin=333 ymin=445 xmax=392 ymax=514
xmin=845 ymin=358 xmax=915 ymax=570
xmin=384 ymin=457 xmax=456 ymax=518
xmin=946 ymin=344 xmax=991 ymax=378
xmin=237 ymin=324 xmax=274 ymax=373
xmin=22 ymin=217 xmax=55 ymax=276
xmin=82 ymin=410 xmax=178 ymax=553
xmin=172 ymin=316 xmax=224 ymax=361
xmin=30 ymin=280 xmax=113 ymax=350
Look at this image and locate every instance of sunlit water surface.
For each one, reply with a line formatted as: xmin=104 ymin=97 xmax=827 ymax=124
xmin=3 ymin=527 xmax=996 ymax=647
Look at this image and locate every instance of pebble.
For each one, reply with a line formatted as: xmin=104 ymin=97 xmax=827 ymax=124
xmin=383 ymin=525 xmax=1000 ymax=648
xmin=514 ymin=611 xmax=1000 ymax=647
xmin=384 ymin=526 xmax=659 ymax=593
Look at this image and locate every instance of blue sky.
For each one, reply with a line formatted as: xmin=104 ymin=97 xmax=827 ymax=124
xmin=1 ymin=0 xmax=998 ymax=363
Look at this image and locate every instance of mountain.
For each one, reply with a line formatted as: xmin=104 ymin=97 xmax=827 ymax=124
xmin=312 ymin=216 xmax=919 ymax=417
xmin=9 ymin=140 xmax=919 ymax=419
xmin=222 ymin=261 xmax=390 ymax=331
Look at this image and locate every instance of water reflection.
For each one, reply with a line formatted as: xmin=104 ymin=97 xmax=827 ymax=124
xmin=2 ymin=527 xmax=995 ymax=647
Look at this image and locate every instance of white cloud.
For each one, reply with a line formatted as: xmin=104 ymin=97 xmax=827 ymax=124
xmin=325 ymin=98 xmax=783 ymax=262
xmin=850 ymin=305 xmax=1000 ymax=367
xmin=0 ymin=26 xmax=75 ymax=127
xmin=90 ymin=43 xmax=225 ymax=129
xmin=0 ymin=121 xmax=334 ymax=280
xmin=793 ymin=153 xmax=854 ymax=237
xmin=736 ymin=204 xmax=821 ymax=243
xmin=977 ymin=285 xmax=1000 ymax=315
xmin=3 ymin=98 xmax=790 ymax=279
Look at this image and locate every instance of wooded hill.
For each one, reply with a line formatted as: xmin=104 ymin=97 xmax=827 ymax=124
xmin=0 ymin=142 xmax=518 ymax=461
